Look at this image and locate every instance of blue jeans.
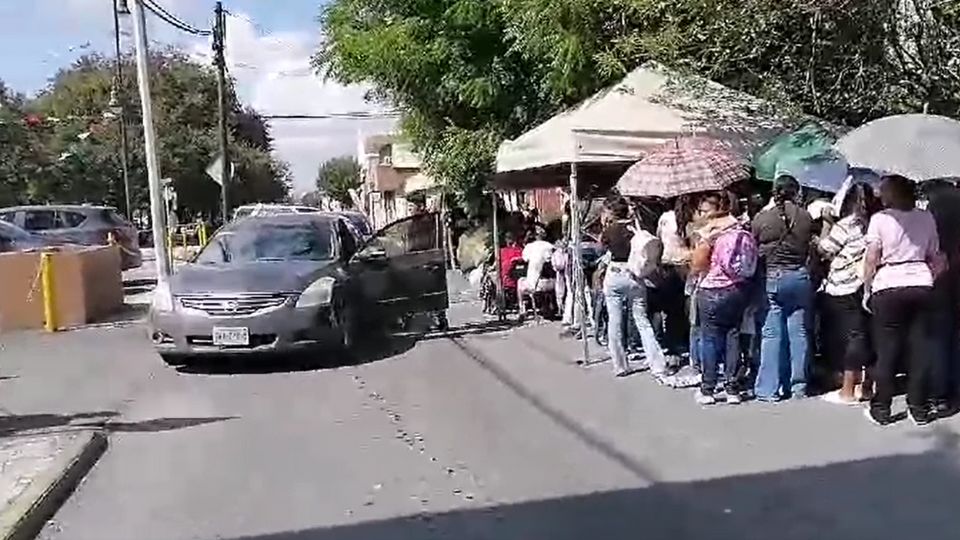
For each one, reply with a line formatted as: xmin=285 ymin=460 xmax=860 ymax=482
xmin=689 ymin=322 xmax=740 ymax=372
xmin=604 ymin=268 xmax=665 ymax=375
xmin=594 ymin=288 xmax=641 ymax=351
xmin=697 ymin=285 xmax=748 ymax=395
xmin=755 ymin=268 xmax=812 ymax=400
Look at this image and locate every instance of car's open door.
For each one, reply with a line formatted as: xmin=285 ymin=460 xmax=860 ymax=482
xmin=351 ymin=212 xmax=448 ymax=319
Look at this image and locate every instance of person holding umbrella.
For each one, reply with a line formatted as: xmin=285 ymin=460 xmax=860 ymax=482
xmin=862 ymin=175 xmax=946 ymax=426
xmin=689 ymin=190 xmax=759 ymax=405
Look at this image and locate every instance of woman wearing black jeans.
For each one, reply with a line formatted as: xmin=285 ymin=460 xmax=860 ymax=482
xmin=862 ymin=175 xmax=946 ymax=426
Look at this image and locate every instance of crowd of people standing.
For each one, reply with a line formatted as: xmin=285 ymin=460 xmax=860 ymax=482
xmin=508 ymin=174 xmax=960 ymax=427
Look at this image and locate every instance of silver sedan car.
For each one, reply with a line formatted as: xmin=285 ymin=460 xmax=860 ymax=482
xmin=149 ymin=213 xmax=449 ymax=366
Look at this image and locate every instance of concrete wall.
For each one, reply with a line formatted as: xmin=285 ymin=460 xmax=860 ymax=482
xmin=0 ymin=246 xmax=123 ymax=332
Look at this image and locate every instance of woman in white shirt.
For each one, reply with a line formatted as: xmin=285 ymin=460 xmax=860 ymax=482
xmin=817 ymin=182 xmax=879 ymax=405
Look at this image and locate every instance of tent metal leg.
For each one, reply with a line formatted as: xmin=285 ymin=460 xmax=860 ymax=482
xmin=492 ymin=192 xmax=505 ymax=322
xmin=569 ymin=161 xmax=590 ymax=364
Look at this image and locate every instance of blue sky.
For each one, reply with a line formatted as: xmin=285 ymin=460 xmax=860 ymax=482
xmin=0 ymin=0 xmax=393 ymax=193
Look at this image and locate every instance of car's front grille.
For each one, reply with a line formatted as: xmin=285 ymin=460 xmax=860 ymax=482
xmin=178 ymin=294 xmax=289 ymax=316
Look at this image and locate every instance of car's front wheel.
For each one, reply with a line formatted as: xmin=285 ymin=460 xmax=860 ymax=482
xmin=331 ymin=298 xmax=358 ymax=359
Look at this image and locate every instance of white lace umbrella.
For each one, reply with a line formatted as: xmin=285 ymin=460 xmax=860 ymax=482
xmin=836 ymin=114 xmax=960 ymax=181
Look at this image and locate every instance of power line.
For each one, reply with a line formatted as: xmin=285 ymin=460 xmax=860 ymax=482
xmin=260 ymin=112 xmax=401 ymax=120
xmin=223 ymin=10 xmax=268 ymax=36
xmin=142 ymin=0 xmax=212 ymax=37
xmin=143 ymin=0 xmax=211 ymax=35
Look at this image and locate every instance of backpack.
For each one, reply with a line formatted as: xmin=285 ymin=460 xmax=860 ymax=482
xmin=628 ymin=227 xmax=658 ymax=279
xmin=713 ymin=227 xmax=758 ymax=282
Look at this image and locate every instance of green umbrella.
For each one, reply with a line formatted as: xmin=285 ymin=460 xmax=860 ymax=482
xmin=754 ymin=124 xmax=837 ymax=181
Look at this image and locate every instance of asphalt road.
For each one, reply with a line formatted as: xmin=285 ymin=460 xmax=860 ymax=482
xmin=0 ymin=302 xmax=957 ymax=539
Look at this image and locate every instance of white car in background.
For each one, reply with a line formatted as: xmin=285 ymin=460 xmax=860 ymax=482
xmin=232 ymin=205 xmax=375 ymax=242
xmin=232 ymin=204 xmax=319 ymax=221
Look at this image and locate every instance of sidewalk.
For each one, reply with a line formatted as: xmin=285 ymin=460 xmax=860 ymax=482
xmin=0 ymin=431 xmax=106 ymax=540
xmin=0 ymin=324 xmax=162 ymax=539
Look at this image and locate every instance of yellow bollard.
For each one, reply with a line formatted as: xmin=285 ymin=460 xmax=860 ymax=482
xmin=40 ymin=252 xmax=56 ymax=332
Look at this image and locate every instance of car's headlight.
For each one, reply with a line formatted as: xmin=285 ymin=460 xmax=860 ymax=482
xmin=151 ymin=282 xmax=175 ymax=312
xmin=296 ymin=277 xmax=335 ymax=308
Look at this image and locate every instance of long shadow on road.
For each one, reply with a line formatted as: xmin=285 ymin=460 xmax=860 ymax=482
xmin=221 ymin=429 xmax=960 ymax=540
xmin=0 ymin=412 xmax=235 ymax=437
xmin=0 ymin=411 xmax=119 ymax=437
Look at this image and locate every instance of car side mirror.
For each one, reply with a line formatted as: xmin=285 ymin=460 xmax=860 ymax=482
xmin=355 ymin=245 xmax=387 ymax=263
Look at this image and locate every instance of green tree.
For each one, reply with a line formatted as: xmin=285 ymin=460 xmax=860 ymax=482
xmin=316 ymin=156 xmax=360 ymax=207
xmin=315 ymin=0 xmax=556 ymax=215
xmin=11 ymin=50 xmax=290 ymax=217
xmin=0 ymin=81 xmax=47 ymax=207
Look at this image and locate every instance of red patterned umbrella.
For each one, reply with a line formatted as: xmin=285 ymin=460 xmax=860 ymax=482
xmin=617 ymin=139 xmax=747 ymax=198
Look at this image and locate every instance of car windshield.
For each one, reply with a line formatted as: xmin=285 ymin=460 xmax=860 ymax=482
xmin=195 ymin=220 xmax=336 ymax=264
xmin=0 ymin=221 xmax=32 ymax=241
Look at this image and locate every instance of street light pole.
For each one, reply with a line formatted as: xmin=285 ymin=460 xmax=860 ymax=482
xmin=130 ymin=0 xmax=172 ymax=282
xmin=112 ymin=0 xmax=133 ymax=220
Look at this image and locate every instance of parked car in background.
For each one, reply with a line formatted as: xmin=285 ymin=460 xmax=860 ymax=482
xmin=0 ymin=221 xmax=51 ymax=253
xmin=0 ymin=205 xmax=142 ymax=269
xmin=232 ymin=204 xmax=319 ymax=221
xmin=149 ymin=212 xmax=448 ymax=366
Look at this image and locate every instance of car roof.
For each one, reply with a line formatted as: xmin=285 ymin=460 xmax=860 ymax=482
xmin=0 ymin=205 xmax=116 ymax=213
xmin=227 ymin=213 xmax=342 ymax=230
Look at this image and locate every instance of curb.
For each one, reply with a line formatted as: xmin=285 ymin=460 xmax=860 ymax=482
xmin=0 ymin=430 xmax=108 ymax=540
xmin=122 ymin=278 xmax=157 ymax=288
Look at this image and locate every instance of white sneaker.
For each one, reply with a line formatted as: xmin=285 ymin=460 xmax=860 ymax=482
xmin=695 ymin=390 xmax=717 ymax=406
xmin=821 ymin=390 xmax=859 ymax=406
xmin=724 ymin=392 xmax=742 ymax=405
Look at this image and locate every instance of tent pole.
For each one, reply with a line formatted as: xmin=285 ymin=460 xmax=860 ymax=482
xmin=569 ymin=159 xmax=590 ymax=364
xmin=492 ymin=191 xmax=504 ymax=321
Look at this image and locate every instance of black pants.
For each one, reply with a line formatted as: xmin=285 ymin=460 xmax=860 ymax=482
xmin=870 ymin=286 xmax=937 ymax=411
xmin=822 ymin=289 xmax=873 ymax=373
xmin=931 ymin=273 xmax=959 ymax=403
xmin=646 ymin=265 xmax=689 ymax=355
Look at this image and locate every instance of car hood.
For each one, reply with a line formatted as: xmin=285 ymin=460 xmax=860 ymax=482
xmin=170 ymin=260 xmax=335 ymax=295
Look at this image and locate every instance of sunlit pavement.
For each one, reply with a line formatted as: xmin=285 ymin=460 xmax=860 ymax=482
xmin=0 ymin=300 xmax=954 ymax=539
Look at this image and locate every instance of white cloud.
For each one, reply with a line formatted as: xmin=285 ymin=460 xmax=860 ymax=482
xmin=38 ymin=2 xmax=394 ymax=194
xmin=208 ymin=14 xmax=396 ymax=194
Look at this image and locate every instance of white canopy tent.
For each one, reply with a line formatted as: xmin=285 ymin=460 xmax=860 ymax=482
xmin=493 ymin=62 xmax=828 ymax=362
xmin=495 ymin=61 xmax=826 ymax=189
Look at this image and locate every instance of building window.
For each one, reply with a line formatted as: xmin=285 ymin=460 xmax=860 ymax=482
xmin=378 ymin=144 xmax=393 ymax=166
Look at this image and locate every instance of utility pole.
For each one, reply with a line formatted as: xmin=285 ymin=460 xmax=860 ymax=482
xmin=213 ymin=2 xmax=230 ymax=223
xmin=130 ymin=0 xmax=172 ymax=281
xmin=112 ymin=0 xmax=133 ymax=220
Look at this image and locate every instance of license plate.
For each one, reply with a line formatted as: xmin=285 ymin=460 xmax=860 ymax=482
xmin=212 ymin=327 xmax=249 ymax=346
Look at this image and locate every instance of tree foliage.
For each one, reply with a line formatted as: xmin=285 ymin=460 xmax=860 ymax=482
xmin=0 ymin=50 xmax=290 ymax=217
xmin=316 ymin=155 xmax=360 ymax=207
xmin=316 ymin=0 xmax=960 ymax=215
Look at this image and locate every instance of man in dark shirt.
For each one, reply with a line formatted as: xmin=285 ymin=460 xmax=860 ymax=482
xmin=751 ymin=175 xmax=815 ymax=401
